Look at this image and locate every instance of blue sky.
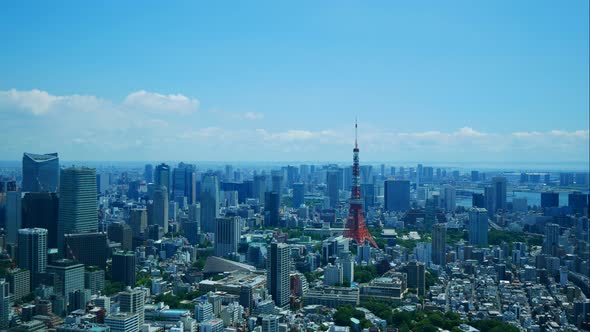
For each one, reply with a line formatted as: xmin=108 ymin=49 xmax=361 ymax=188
xmin=0 ymin=1 xmax=588 ymax=164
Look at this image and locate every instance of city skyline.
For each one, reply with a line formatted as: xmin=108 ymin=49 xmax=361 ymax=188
xmin=0 ymin=1 xmax=588 ymax=163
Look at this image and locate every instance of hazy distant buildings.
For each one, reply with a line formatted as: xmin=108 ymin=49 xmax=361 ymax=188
xmin=326 ymin=170 xmax=340 ymax=208
xmin=144 ymin=164 xmax=153 ymax=183
xmin=441 ymin=185 xmax=456 ymax=212
xmin=22 ymin=152 xmax=59 ymax=192
xmin=172 ymin=162 xmax=197 ymax=205
xmin=384 ymin=180 xmax=410 ymax=212
xmin=57 ymin=167 xmax=98 ymax=253
xmin=5 ymin=191 xmax=22 ymax=244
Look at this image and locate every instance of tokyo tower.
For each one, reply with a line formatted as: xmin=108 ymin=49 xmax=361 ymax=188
xmin=343 ymin=121 xmax=379 ymax=248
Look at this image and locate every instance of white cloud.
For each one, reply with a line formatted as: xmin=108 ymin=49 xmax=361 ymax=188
xmin=123 ymin=90 xmax=199 ymax=114
xmin=0 ymin=88 xmax=588 ymax=163
xmin=0 ymin=88 xmax=64 ymax=114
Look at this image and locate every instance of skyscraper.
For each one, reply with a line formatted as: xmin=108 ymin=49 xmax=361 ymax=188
xmin=384 ymin=180 xmax=410 ymax=212
xmin=200 ymin=173 xmax=220 ymax=234
xmin=468 ymin=208 xmax=488 ymax=246
xmin=214 ymin=217 xmax=240 ymax=258
xmin=264 ymin=191 xmax=280 ymax=227
xmin=57 ymin=167 xmax=98 ymax=254
xmin=129 ymin=208 xmax=148 ymax=238
xmin=22 ymin=192 xmax=59 ymax=249
xmin=5 ymin=191 xmax=22 ymax=244
xmin=541 ymin=192 xmax=560 ymax=209
xmin=326 ymin=170 xmax=340 ymax=208
xmin=112 ymin=251 xmax=136 ymax=287
xmin=22 ymin=152 xmax=59 ymax=192
xmin=149 ymin=185 xmax=169 ymax=234
xmin=0 ymin=279 xmax=10 ymax=329
xmin=17 ymin=228 xmax=48 ymax=282
xmin=64 ymin=232 xmax=108 ymax=269
xmin=405 ymin=261 xmax=425 ymax=297
xmin=172 ymin=162 xmax=197 ymax=204
xmin=46 ymin=259 xmax=85 ymax=297
xmin=253 ymin=175 xmax=267 ymax=206
xmin=472 ymin=193 xmax=485 ymax=208
xmin=484 ymin=186 xmax=496 ymax=215
xmin=119 ymin=287 xmax=145 ymax=331
xmin=492 ymin=176 xmax=507 ymax=212
xmin=154 ymin=163 xmax=171 ymax=196
xmin=267 ymin=242 xmax=290 ymax=309
xmin=144 ymin=164 xmax=153 ymax=183
xmin=292 ymin=183 xmax=305 ymax=208
xmin=108 ymin=222 xmax=133 ymax=251
xmin=543 ymin=223 xmax=560 ymax=256
xmin=441 ymin=185 xmax=456 ymax=213
xmin=432 ymin=223 xmax=446 ymax=266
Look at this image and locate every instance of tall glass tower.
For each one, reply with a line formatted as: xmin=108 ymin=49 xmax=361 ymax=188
xmin=22 ymin=152 xmax=59 ymax=192
xmin=57 ymin=167 xmax=97 ymax=254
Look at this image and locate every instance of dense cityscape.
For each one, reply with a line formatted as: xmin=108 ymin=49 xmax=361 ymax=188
xmin=0 ymin=125 xmax=588 ymax=332
xmin=1 ymin=1 xmax=589 ymax=332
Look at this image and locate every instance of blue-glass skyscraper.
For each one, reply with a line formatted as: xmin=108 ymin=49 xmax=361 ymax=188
xmin=22 ymin=152 xmax=59 ymax=192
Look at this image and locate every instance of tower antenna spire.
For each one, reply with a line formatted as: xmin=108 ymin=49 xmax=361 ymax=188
xmin=355 ymin=118 xmax=358 ymax=148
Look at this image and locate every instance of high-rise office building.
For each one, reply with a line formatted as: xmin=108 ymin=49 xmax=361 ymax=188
xmin=22 ymin=192 xmax=59 ymax=248
xmin=172 ymin=162 xmax=197 ymax=205
xmin=0 ymin=279 xmax=10 ymax=329
xmin=569 ymin=191 xmax=589 ymax=215
xmin=64 ymin=232 xmax=108 ymax=269
xmin=484 ymin=186 xmax=496 ymax=215
xmin=214 ymin=216 xmax=240 ymax=258
xmin=195 ymin=301 xmax=213 ymax=322
xmin=5 ymin=191 xmax=22 ymax=244
xmin=7 ymin=268 xmax=30 ymax=301
xmin=144 ymin=164 xmax=153 ymax=183
xmin=271 ymin=173 xmax=283 ymax=205
xmin=154 ymin=163 xmax=171 ymax=196
xmin=22 ymin=152 xmax=59 ymax=192
xmin=17 ymin=228 xmax=48 ymax=282
xmin=46 ymin=259 xmax=85 ymax=297
xmin=84 ymin=267 xmax=105 ymax=295
xmin=129 ymin=208 xmax=148 ymax=238
xmin=292 ymin=183 xmax=305 ymax=208
xmin=541 ymin=192 xmax=560 ymax=209
xmin=472 ymin=193 xmax=485 ymax=208
xmin=468 ymin=208 xmax=488 ymax=246
xmin=326 ymin=170 xmax=340 ymax=208
xmin=57 ymin=167 xmax=98 ymax=254
xmin=105 ymin=312 xmax=139 ymax=332
xmin=492 ymin=176 xmax=507 ymax=212
xmin=200 ymin=174 xmax=220 ymax=234
xmin=264 ymin=191 xmax=280 ymax=227
xmin=267 ymin=242 xmax=290 ymax=309
xmin=432 ymin=223 xmax=447 ymax=266
xmin=108 ymin=222 xmax=133 ymax=251
xmin=384 ymin=180 xmax=410 ymax=212
xmin=405 ymin=261 xmax=425 ymax=297
xmin=253 ymin=175 xmax=266 ymax=206
xmin=149 ymin=185 xmax=169 ymax=234
xmin=112 ymin=251 xmax=136 ymax=287
xmin=119 ymin=287 xmax=145 ymax=331
xmin=441 ymin=185 xmax=456 ymax=212
xmin=543 ymin=223 xmax=560 ymax=256
xmin=361 ymin=183 xmax=375 ymax=210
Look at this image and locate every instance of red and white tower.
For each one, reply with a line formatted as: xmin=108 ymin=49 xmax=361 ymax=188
xmin=343 ymin=121 xmax=379 ymax=248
